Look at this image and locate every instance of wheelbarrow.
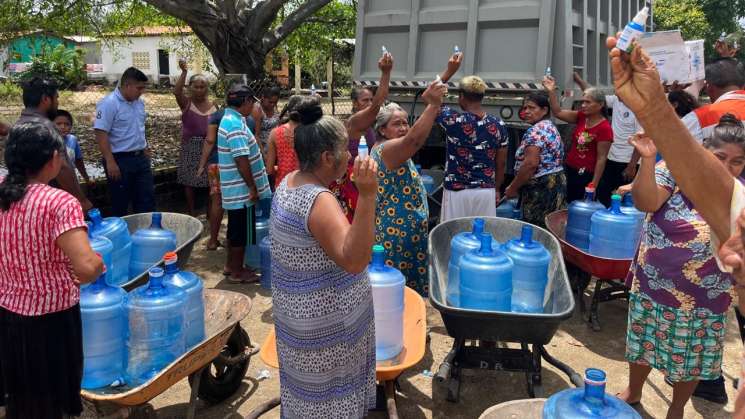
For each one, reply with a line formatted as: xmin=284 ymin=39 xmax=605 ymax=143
xmin=545 ymin=210 xmax=633 ymax=331
xmin=121 ymin=212 xmax=204 ymax=291
xmin=81 ymin=289 xmax=258 ymax=419
xmin=257 ymin=287 xmax=428 ymax=419
xmin=429 ymin=217 xmax=581 ymax=401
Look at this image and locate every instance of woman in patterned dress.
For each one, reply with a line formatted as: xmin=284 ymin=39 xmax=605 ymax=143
xmin=270 ymin=99 xmax=379 ymax=418
xmin=371 ymin=81 xmax=447 ymax=296
xmin=618 ymin=115 xmax=745 ymax=419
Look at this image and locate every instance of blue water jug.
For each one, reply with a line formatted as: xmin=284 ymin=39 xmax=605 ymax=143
xmin=245 ymin=204 xmax=270 ymax=269
xmin=416 ymin=165 xmax=435 ymax=195
xmin=88 ymin=228 xmax=113 ymax=285
xmin=566 ymin=184 xmax=606 ymax=251
xmin=260 ymin=235 xmax=272 ymax=289
xmin=543 ymin=368 xmax=641 ymax=418
xmin=589 ymin=195 xmax=639 ymax=259
xmin=447 ymin=218 xmax=486 ymax=307
xmin=126 ymin=267 xmax=187 ymax=386
xmin=459 ymin=233 xmax=514 ymax=311
xmin=503 ymin=225 xmax=551 ymax=313
xmin=621 ymin=194 xmax=645 ymax=249
xmin=129 ymin=213 xmax=177 ymax=278
xmin=368 ymin=244 xmax=405 ymax=361
xmin=510 ymin=199 xmax=522 ymax=220
xmin=496 ymin=199 xmax=515 ymax=219
xmin=80 ymin=266 xmax=127 ymax=389
xmin=163 ymin=252 xmax=205 ymax=349
xmin=89 ymin=208 xmax=132 ymax=286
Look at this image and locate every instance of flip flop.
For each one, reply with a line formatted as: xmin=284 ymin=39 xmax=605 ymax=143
xmin=225 ymin=269 xmax=260 ymax=284
xmin=615 ymin=393 xmax=641 ymax=407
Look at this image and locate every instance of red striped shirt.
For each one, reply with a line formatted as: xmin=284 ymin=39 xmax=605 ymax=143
xmin=0 ymin=182 xmax=86 ymax=315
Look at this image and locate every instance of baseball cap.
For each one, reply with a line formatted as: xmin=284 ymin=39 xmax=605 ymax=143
xmin=226 ymin=84 xmax=258 ymax=102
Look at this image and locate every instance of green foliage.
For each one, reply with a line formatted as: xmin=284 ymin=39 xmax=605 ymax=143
xmin=18 ymin=44 xmax=87 ymax=89
xmin=653 ymin=0 xmax=709 ymax=41
xmin=0 ymin=81 xmax=22 ymax=103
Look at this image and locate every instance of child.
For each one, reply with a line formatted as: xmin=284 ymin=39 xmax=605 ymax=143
xmin=53 ymin=110 xmax=90 ymax=183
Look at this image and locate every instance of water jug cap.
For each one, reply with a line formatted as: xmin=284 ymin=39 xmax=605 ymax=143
xmin=610 ymin=194 xmax=623 ymax=213
xmin=585 ymin=368 xmax=606 ymax=384
xmin=164 ymin=252 xmax=178 ymax=265
xmin=585 ymin=182 xmax=596 ymax=192
xmin=371 ymin=244 xmax=386 ymax=267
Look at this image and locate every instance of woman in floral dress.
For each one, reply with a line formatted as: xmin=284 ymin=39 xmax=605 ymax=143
xmin=618 ymin=115 xmax=745 ymax=419
xmin=371 ymin=82 xmax=447 ymax=295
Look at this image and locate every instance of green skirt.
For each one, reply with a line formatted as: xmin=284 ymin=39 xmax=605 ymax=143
xmin=518 ymin=171 xmax=566 ymax=228
xmin=626 ymin=293 xmax=726 ymax=382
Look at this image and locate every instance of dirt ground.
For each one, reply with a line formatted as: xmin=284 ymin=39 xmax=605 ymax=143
xmin=135 ymin=216 xmax=742 ymax=419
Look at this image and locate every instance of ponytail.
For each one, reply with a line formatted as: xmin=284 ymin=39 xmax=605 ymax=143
xmin=0 ymin=123 xmax=64 ymax=211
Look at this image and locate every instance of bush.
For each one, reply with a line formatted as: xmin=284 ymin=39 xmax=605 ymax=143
xmin=18 ymin=44 xmax=87 ymax=89
xmin=0 ymin=80 xmax=22 ymax=102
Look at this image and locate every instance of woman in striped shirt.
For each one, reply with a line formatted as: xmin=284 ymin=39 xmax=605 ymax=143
xmin=0 ymin=123 xmax=103 ymax=419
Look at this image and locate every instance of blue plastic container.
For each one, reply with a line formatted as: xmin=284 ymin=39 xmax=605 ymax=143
xmin=88 ymin=208 xmax=132 ymax=286
xmin=543 ymin=368 xmax=641 ymax=418
xmin=459 ymin=233 xmax=514 ymax=311
xmin=88 ymin=228 xmax=113 ymax=285
xmin=80 ymin=267 xmax=127 ymax=389
xmin=447 ymin=218 xmax=486 ymax=307
xmin=416 ymin=165 xmax=435 ymax=195
xmin=589 ymin=195 xmax=639 ymax=259
xmin=566 ymin=185 xmax=606 ymax=251
xmin=245 ymin=204 xmax=270 ymax=269
xmin=163 ymin=252 xmax=205 ymax=349
xmin=260 ymin=235 xmax=272 ymax=289
xmin=368 ymin=244 xmax=405 ymax=361
xmin=129 ymin=213 xmax=178 ymax=278
xmin=503 ymin=225 xmax=551 ymax=313
xmin=621 ymin=194 xmax=645 ymax=249
xmin=496 ymin=199 xmax=516 ymax=219
xmin=125 ymin=267 xmax=187 ymax=386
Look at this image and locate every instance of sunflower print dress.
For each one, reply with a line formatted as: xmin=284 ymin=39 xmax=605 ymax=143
xmin=371 ymin=142 xmax=429 ymax=295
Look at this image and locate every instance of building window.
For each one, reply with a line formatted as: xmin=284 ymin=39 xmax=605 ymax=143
xmin=132 ymin=52 xmax=150 ymax=70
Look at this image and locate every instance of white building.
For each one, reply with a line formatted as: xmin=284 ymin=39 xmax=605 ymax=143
xmin=100 ymin=26 xmax=217 ymax=84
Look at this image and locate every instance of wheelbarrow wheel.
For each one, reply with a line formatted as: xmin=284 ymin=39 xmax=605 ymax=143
xmin=188 ymin=325 xmax=251 ymax=404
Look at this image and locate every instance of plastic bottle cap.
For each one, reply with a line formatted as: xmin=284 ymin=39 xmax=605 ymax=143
xmin=372 ymin=244 xmax=384 ymax=253
xmin=611 ymin=194 xmax=621 ymax=201
xmin=164 ymin=252 xmax=178 ymax=264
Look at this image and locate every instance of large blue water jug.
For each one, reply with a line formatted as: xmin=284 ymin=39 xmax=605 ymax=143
xmin=129 ymin=213 xmax=177 ymax=278
xmin=245 ymin=202 xmax=271 ymax=269
xmin=80 ymin=266 xmax=127 ymax=389
xmin=126 ymin=267 xmax=187 ymax=386
xmin=459 ymin=233 xmax=514 ymax=311
xmin=260 ymin=235 xmax=272 ymax=289
xmin=589 ymin=195 xmax=639 ymax=259
xmin=447 ymin=218 xmax=486 ymax=307
xmin=416 ymin=165 xmax=435 ymax=195
xmin=621 ymin=194 xmax=645 ymax=249
xmin=368 ymin=244 xmax=405 ymax=361
xmin=89 ymin=208 xmax=132 ymax=286
xmin=566 ymin=184 xmax=606 ymax=251
xmin=496 ymin=199 xmax=516 ymax=219
xmin=543 ymin=368 xmax=641 ymax=418
xmin=88 ymin=228 xmax=113 ymax=285
xmin=503 ymin=225 xmax=551 ymax=313
xmin=163 ymin=252 xmax=205 ymax=349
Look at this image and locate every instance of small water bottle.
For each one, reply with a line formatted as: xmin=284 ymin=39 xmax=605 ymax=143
xmin=615 ymin=7 xmax=649 ymax=53
xmin=454 ymin=45 xmax=461 ymax=55
xmin=381 ymin=45 xmax=389 ymax=56
xmin=720 ymin=32 xmax=728 ymax=43
xmin=358 ymin=135 xmax=369 ymax=159
xmin=310 ymin=84 xmax=316 ymax=96
xmin=545 ymin=66 xmax=552 ymax=77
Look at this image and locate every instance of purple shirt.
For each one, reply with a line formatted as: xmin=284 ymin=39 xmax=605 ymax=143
xmin=625 ymin=162 xmax=735 ymax=314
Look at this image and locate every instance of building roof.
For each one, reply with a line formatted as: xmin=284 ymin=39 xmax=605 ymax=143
xmin=109 ymin=26 xmax=193 ymax=37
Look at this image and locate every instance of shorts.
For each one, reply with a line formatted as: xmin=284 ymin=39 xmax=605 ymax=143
xmin=226 ymin=205 xmax=256 ymax=248
xmin=207 ymin=164 xmax=221 ymax=196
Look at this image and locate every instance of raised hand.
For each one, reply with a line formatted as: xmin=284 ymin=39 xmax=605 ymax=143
xmin=353 ymin=156 xmax=379 ymax=199
xmin=606 ymin=34 xmax=666 ymax=119
xmin=542 ymin=75 xmax=557 ymax=92
xmin=379 ymin=53 xmax=393 ymax=74
xmin=422 ymin=80 xmax=447 ymax=107
xmin=628 ymin=132 xmax=657 ymax=159
xmin=178 ymin=58 xmax=188 ymax=72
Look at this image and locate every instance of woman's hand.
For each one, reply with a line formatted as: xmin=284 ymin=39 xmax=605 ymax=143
xmin=353 ymin=156 xmax=379 ymax=199
xmin=622 ymin=164 xmax=638 ymax=182
xmin=616 ymin=183 xmax=633 ymax=196
xmin=178 ymin=59 xmax=188 ymax=73
xmin=542 ymin=76 xmax=557 ymax=92
xmin=379 ymin=53 xmax=393 ymax=75
xmin=422 ymin=81 xmax=447 ymax=107
xmin=628 ymin=132 xmax=657 ymax=159
xmin=447 ymin=52 xmax=463 ymax=75
xmin=607 ymin=35 xmax=666 ymax=119
xmin=504 ymin=183 xmax=519 ymax=199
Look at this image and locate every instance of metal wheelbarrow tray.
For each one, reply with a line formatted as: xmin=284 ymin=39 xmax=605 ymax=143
xmin=429 ymin=217 xmax=579 ymax=401
xmin=545 ymin=210 xmax=633 ymax=331
xmin=81 ymin=289 xmax=257 ymax=419
xmin=121 ymin=212 xmax=204 ymax=291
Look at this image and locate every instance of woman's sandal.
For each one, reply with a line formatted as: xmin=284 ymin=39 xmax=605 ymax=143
xmin=615 ymin=393 xmax=641 ymax=407
xmin=225 ymin=268 xmax=260 ymax=284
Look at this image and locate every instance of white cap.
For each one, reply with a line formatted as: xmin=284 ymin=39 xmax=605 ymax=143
xmin=632 ymin=7 xmax=649 ymax=25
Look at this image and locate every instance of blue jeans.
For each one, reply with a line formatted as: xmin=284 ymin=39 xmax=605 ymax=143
xmin=103 ymin=152 xmax=155 ymax=216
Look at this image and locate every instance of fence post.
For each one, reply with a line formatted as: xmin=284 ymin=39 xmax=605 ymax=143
xmin=294 ymin=50 xmax=302 ymax=95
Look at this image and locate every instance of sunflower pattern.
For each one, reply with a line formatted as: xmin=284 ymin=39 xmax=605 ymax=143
xmin=371 ymin=143 xmax=429 ymax=295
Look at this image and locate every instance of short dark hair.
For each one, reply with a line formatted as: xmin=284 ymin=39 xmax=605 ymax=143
xmin=52 ymin=109 xmax=74 ymax=125
xmin=120 ymin=67 xmax=148 ymax=86
xmin=21 ymin=77 xmax=58 ymax=108
xmin=351 ymin=86 xmax=374 ymax=101
xmin=705 ymin=58 xmax=745 ymax=89
xmin=525 ymin=92 xmax=551 ymax=120
xmin=261 ymin=86 xmax=281 ymax=99
xmin=667 ymin=91 xmax=700 ymax=118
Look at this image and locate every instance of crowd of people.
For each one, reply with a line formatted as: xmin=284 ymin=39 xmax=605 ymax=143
xmin=6 ymin=30 xmax=745 ymax=419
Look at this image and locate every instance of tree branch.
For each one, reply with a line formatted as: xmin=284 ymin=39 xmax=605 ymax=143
xmin=253 ymin=0 xmax=288 ymax=31
xmin=263 ymin=0 xmax=332 ymax=51
xmin=141 ymin=0 xmax=218 ymax=24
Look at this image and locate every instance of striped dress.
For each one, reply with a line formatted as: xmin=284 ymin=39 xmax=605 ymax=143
xmin=270 ymin=177 xmax=376 ymax=419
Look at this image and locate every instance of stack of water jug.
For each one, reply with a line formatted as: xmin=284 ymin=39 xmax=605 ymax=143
xmin=245 ymin=198 xmax=272 ymax=290
xmin=566 ymin=184 xmax=645 ymax=258
xmin=447 ymin=219 xmax=551 ymax=313
xmin=81 ymin=210 xmax=206 ymax=390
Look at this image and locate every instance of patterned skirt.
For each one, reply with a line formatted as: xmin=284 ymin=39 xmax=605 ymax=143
xmin=626 ymin=293 xmax=727 ymax=382
xmin=519 ymin=171 xmax=567 ymax=228
xmin=178 ymin=136 xmax=209 ymax=188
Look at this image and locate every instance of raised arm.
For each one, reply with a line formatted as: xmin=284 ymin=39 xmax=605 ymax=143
xmin=380 ymin=82 xmax=447 ymax=170
xmin=174 ymin=59 xmax=190 ymax=111
xmin=348 ymin=54 xmax=393 ymax=139
xmin=543 ymin=76 xmax=578 ymax=123
xmin=607 ymin=36 xmax=733 ymax=240
xmin=573 ymin=71 xmax=591 ymax=92
xmin=440 ymin=52 xmax=463 ymax=83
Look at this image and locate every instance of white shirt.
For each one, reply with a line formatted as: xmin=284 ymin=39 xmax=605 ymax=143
xmin=606 ymin=95 xmax=642 ymax=163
